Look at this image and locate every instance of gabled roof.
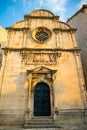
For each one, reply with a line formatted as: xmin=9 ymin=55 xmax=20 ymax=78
xmin=67 ymin=4 xmax=87 ymax=22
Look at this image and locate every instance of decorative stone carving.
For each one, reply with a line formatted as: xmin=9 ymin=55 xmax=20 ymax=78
xmin=54 ymin=108 xmax=59 ymax=120
xmin=32 ymin=27 xmax=52 ymax=43
xmin=54 ymin=108 xmax=59 ymax=116
xmin=24 ymin=108 xmax=31 ymax=125
xmin=25 ymin=108 xmax=30 ymax=116
xmin=26 ymin=53 xmax=58 ymax=64
xmin=26 ymin=66 xmax=57 ymax=119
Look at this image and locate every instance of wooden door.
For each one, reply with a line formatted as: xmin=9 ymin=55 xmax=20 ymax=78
xmin=34 ymin=82 xmax=51 ymax=116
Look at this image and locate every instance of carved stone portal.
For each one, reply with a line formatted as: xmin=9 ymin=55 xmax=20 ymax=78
xmin=24 ymin=66 xmax=57 ymax=124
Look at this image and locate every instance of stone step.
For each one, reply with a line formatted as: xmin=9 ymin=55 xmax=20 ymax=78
xmin=28 ymin=122 xmax=54 ymax=125
xmin=23 ymin=117 xmax=63 ymax=128
xmin=24 ymin=118 xmax=63 ymax=128
xmin=28 ymin=119 xmax=54 ymax=123
xmin=25 ymin=118 xmax=54 ymax=124
xmin=26 ymin=117 xmax=53 ymax=120
xmin=24 ymin=124 xmax=62 ymax=128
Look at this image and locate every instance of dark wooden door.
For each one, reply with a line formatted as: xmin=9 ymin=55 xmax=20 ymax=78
xmin=34 ymin=82 xmax=51 ymax=116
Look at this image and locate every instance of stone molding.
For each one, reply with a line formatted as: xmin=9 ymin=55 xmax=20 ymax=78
xmin=53 ymin=28 xmax=77 ymax=33
xmin=6 ymin=27 xmax=30 ymax=31
xmin=2 ymin=47 xmax=81 ymax=52
xmin=27 ymin=66 xmax=57 ymax=74
xmin=24 ymin=15 xmax=59 ymax=20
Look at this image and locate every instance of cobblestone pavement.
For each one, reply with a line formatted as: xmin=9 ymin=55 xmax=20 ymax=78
xmin=0 ymin=125 xmax=87 ymax=130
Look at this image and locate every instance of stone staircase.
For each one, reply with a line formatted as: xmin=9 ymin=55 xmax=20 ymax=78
xmin=24 ymin=117 xmax=62 ymax=128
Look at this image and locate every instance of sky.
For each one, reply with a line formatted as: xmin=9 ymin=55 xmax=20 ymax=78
xmin=0 ymin=0 xmax=87 ymax=28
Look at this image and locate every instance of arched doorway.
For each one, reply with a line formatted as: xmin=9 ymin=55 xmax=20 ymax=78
xmin=34 ymin=82 xmax=51 ymax=116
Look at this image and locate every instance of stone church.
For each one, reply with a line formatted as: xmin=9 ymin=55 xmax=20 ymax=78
xmin=0 ymin=9 xmax=87 ymax=127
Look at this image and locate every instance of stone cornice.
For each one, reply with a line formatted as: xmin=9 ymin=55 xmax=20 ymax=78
xmin=6 ymin=27 xmax=30 ymax=31
xmin=27 ymin=66 xmax=57 ymax=74
xmin=24 ymin=15 xmax=59 ymax=20
xmin=2 ymin=47 xmax=81 ymax=52
xmin=53 ymin=28 xmax=77 ymax=33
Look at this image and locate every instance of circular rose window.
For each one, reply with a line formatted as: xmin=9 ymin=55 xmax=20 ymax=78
xmin=32 ymin=27 xmax=52 ymax=43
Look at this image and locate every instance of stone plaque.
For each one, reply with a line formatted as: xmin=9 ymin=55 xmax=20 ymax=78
xmin=26 ymin=53 xmax=58 ymax=64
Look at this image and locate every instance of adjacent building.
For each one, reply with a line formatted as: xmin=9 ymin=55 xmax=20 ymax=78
xmin=67 ymin=5 xmax=87 ymax=91
xmin=0 ymin=26 xmax=7 ymax=68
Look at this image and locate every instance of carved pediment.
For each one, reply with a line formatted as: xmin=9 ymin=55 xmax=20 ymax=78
xmin=27 ymin=66 xmax=57 ymax=74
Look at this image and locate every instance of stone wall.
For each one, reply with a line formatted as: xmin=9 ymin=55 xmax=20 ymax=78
xmin=0 ymin=26 xmax=7 ymax=68
xmin=67 ymin=5 xmax=87 ymax=91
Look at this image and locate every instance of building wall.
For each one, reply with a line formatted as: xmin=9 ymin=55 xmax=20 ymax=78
xmin=67 ymin=6 xmax=87 ymax=90
xmin=0 ymin=51 xmax=85 ymax=124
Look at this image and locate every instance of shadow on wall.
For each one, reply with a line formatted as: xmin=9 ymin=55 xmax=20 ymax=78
xmin=0 ymin=72 xmax=28 ymax=125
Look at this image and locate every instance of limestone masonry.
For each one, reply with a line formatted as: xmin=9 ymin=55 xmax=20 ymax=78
xmin=67 ymin=4 xmax=87 ymax=92
xmin=0 ymin=8 xmax=87 ymax=128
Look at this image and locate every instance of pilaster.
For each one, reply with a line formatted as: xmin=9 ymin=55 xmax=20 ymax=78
xmin=0 ymin=50 xmax=8 ymax=99
xmin=74 ymin=50 xmax=87 ymax=108
xmin=24 ymin=73 xmax=32 ymax=126
xmin=54 ymin=30 xmax=60 ymax=48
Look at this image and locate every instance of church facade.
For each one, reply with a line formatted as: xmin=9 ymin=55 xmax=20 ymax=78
xmin=0 ymin=9 xmax=87 ymax=127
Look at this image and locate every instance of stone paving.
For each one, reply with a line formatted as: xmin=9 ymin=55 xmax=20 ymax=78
xmin=0 ymin=125 xmax=87 ymax=130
